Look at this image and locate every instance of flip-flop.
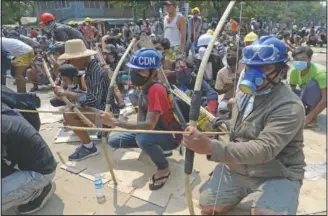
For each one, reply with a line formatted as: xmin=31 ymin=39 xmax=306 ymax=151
xmin=149 ymin=172 xmax=171 ymax=191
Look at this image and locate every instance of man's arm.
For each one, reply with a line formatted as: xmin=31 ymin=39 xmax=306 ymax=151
xmin=307 ymin=88 xmax=327 ymax=121
xmin=101 ymin=35 xmax=110 ymax=50
xmin=114 ymin=111 xmax=160 ymax=130
xmin=178 ymin=15 xmax=187 ymax=54
xmin=210 ymin=100 xmax=305 ymax=164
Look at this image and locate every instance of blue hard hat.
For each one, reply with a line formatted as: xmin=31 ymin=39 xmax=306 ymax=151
xmin=7 ymin=30 xmax=19 ymax=38
xmin=126 ymin=48 xmax=161 ymax=70
xmin=241 ymin=35 xmax=289 ymax=65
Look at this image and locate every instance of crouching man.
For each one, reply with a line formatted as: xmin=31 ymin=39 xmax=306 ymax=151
xmin=54 ymin=39 xmax=110 ymax=161
xmin=183 ymin=36 xmax=306 ymax=215
xmin=99 ymin=48 xmax=181 ymax=191
xmin=2 ymin=104 xmax=57 ymax=215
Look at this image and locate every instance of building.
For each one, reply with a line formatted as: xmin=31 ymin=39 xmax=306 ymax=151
xmin=35 ymin=0 xmax=155 ymax=34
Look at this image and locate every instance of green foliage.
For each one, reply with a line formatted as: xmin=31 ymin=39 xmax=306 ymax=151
xmin=187 ymin=0 xmax=326 ymax=23
xmin=2 ymin=1 xmax=35 ymax=25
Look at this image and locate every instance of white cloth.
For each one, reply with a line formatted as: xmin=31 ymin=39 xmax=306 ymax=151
xmin=164 ymin=13 xmax=182 ymax=47
xmin=2 ymin=37 xmax=33 ymax=56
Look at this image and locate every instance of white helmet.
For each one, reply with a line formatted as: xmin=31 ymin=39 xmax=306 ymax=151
xmin=197 ymin=34 xmax=212 ymax=47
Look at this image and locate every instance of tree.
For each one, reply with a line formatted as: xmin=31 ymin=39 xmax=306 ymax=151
xmin=2 ymin=1 xmax=35 ymax=25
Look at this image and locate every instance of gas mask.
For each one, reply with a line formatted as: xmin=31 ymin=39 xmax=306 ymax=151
xmin=239 ymin=66 xmax=271 ymax=95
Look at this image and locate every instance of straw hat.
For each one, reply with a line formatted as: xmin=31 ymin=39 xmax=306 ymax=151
xmin=58 ymin=39 xmax=97 ymax=60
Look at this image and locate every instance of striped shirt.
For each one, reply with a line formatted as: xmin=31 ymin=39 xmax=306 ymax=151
xmin=76 ymin=58 xmax=109 ymax=111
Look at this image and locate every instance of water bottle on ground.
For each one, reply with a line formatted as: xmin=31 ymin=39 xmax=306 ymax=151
xmin=94 ymin=174 xmax=106 ymax=204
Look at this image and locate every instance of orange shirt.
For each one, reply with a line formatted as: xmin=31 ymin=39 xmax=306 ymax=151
xmin=231 ymin=20 xmax=238 ymax=33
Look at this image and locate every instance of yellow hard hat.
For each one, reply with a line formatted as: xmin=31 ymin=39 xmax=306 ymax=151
xmin=68 ymin=21 xmax=76 ymax=25
xmin=192 ymin=7 xmax=200 ymax=14
xmin=207 ymin=29 xmax=214 ymax=35
xmin=118 ymin=32 xmax=122 ymax=37
xmin=244 ymin=31 xmax=258 ymax=43
xmin=84 ymin=17 xmax=93 ymax=23
xmin=293 ymin=25 xmax=297 ymax=29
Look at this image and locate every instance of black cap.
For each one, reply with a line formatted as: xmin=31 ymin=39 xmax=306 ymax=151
xmin=58 ymin=64 xmax=78 ymax=78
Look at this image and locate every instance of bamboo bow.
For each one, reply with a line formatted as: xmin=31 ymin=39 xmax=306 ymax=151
xmin=185 ymin=1 xmax=236 ymax=214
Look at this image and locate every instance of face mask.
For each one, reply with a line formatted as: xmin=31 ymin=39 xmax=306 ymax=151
xmin=292 ymin=61 xmax=308 ymax=71
xmin=130 ymin=71 xmax=151 ymax=86
xmin=239 ymin=66 xmax=269 ymax=95
xmin=193 ymin=14 xmax=198 ymax=19
xmin=227 ymin=56 xmax=237 ymax=66
xmin=176 ymin=68 xmax=192 ymax=86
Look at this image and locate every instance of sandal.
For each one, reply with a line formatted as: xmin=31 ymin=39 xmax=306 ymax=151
xmin=149 ymin=172 xmax=171 ymax=191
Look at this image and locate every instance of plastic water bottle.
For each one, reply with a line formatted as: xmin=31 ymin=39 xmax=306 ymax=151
xmin=94 ymin=174 xmax=106 ymax=204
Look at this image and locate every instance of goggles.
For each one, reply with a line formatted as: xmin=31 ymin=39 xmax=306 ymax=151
xmin=243 ymin=44 xmax=286 ymax=62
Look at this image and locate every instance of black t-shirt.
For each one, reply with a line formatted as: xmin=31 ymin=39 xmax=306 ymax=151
xmin=1 ymin=106 xmax=57 ymax=176
xmin=54 ymin=24 xmax=85 ymax=43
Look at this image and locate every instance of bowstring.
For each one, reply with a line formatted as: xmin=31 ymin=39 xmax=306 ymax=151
xmin=211 ymin=2 xmax=243 ymax=215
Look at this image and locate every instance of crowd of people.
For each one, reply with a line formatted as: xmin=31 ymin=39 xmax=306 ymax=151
xmin=1 ymin=0 xmax=327 ymax=214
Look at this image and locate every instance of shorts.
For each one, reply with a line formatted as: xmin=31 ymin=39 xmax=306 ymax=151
xmin=199 ymin=164 xmax=301 ymax=215
xmin=13 ymin=51 xmax=35 ymax=67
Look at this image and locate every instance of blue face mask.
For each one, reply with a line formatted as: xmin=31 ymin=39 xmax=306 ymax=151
xmin=292 ymin=61 xmax=308 ymax=71
xmin=239 ymin=66 xmax=270 ymax=95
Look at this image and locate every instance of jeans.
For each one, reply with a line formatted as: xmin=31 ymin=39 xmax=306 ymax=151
xmin=185 ymin=41 xmax=196 ymax=58
xmin=2 ymin=170 xmax=55 ymax=212
xmin=293 ymin=79 xmax=321 ymax=110
xmin=108 ymin=132 xmax=178 ymax=169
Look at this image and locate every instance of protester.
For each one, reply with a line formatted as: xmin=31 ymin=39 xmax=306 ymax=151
xmin=2 ymin=37 xmax=34 ymax=93
xmin=183 ymin=36 xmax=305 ymax=215
xmin=163 ymin=0 xmax=186 ymax=59
xmin=2 ymin=103 xmax=56 ymax=215
xmin=174 ymin=57 xmax=218 ymax=116
xmin=100 ymin=48 xmax=182 ymax=190
xmin=55 ymin=39 xmax=111 ymax=161
xmin=50 ymin=64 xmax=82 ymax=107
xmin=215 ymin=44 xmax=244 ymax=117
xmin=39 ymin=13 xmax=85 ymax=44
xmin=289 ymin=46 xmax=327 ymax=128
xmin=82 ymin=17 xmax=99 ymax=48
xmin=185 ymin=7 xmax=202 ymax=58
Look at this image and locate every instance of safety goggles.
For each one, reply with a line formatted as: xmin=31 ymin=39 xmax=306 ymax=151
xmin=243 ymin=44 xmax=284 ymax=62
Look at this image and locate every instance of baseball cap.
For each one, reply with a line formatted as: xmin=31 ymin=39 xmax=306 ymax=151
xmin=164 ymin=0 xmax=177 ymax=7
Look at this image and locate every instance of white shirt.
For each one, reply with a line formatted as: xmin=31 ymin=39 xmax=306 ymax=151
xmin=2 ymin=37 xmax=33 ymax=56
xmin=164 ymin=13 xmax=182 ymax=47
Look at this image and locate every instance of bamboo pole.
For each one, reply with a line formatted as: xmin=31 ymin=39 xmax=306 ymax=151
xmin=103 ymin=38 xmax=137 ymax=184
xmin=63 ymin=126 xmax=229 ymax=136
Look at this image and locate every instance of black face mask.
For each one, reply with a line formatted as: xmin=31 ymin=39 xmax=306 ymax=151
xmin=227 ymin=56 xmax=237 ymax=66
xmin=130 ymin=71 xmax=152 ymax=86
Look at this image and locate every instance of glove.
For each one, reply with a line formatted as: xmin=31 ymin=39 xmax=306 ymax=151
xmin=211 ymin=117 xmax=230 ymax=131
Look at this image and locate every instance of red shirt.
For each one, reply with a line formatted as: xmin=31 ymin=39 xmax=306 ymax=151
xmin=147 ymin=84 xmax=174 ymax=126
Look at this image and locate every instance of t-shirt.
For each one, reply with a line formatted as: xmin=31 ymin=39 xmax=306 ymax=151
xmin=215 ymin=64 xmax=245 ymax=100
xmin=147 ymin=84 xmax=175 ymax=127
xmin=2 ymin=37 xmax=33 ymax=56
xmin=1 ymin=105 xmax=57 ymax=175
xmin=288 ymin=62 xmax=327 ymax=89
xmin=231 ymin=20 xmax=238 ymax=33
xmin=138 ymin=83 xmax=182 ymax=142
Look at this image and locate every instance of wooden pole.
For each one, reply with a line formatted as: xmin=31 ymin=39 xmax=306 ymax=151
xmin=63 ymin=126 xmax=229 ymax=135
